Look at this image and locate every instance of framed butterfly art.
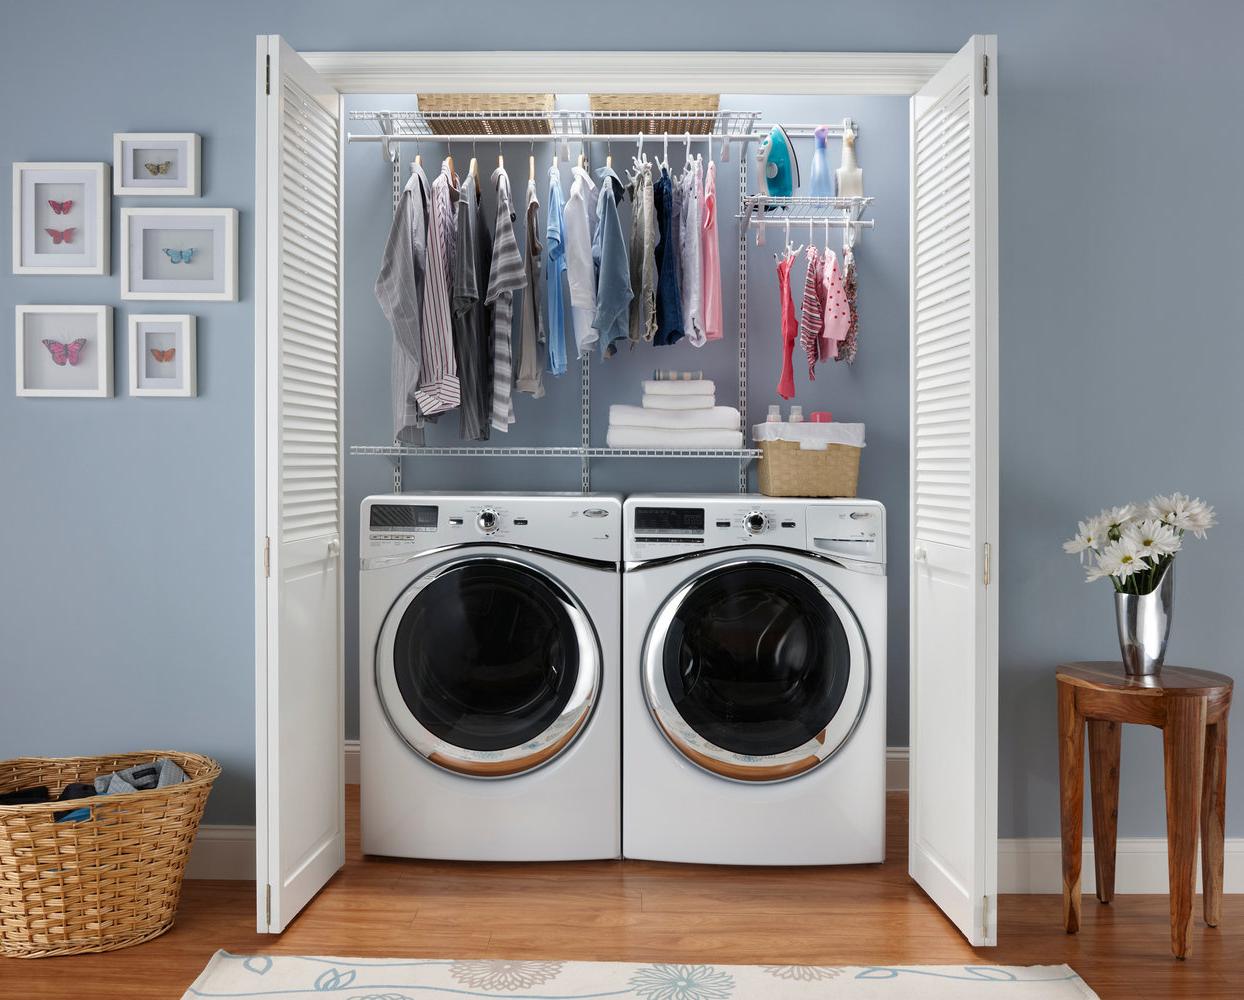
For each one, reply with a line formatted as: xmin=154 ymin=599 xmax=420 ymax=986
xmin=11 ymin=162 xmax=110 ymax=275
xmin=15 ymin=305 xmax=113 ymax=398
xmin=112 ymin=133 xmax=200 ymax=197
xmin=121 ymin=208 xmax=237 ymax=301
xmin=128 ymin=314 xmax=196 ymax=397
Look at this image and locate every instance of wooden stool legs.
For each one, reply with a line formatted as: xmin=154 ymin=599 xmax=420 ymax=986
xmin=1058 ymin=682 xmax=1084 ymax=934
xmin=1087 ymin=720 xmax=1121 ymax=904
xmin=1163 ymin=695 xmax=1207 ymax=959
xmin=1201 ymin=718 xmax=1228 ymax=928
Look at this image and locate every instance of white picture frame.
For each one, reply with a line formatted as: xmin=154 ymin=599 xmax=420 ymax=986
xmin=15 ymin=305 xmax=113 ymax=398
xmin=120 ymin=207 xmax=237 ymax=301
xmin=11 ymin=162 xmax=110 ymax=276
xmin=113 ymin=133 xmax=201 ymax=197
xmin=128 ymin=314 xmax=197 ymax=397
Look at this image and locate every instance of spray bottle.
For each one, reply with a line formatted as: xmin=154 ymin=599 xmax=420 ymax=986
xmin=809 ymin=125 xmax=833 ymax=198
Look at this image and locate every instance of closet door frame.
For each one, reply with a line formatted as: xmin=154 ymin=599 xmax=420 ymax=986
xmin=254 ymin=43 xmax=1000 ymax=941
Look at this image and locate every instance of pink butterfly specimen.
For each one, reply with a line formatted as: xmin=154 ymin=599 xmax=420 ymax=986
xmin=45 ymin=227 xmax=76 ymax=245
xmin=47 ymin=199 xmax=74 ymax=215
xmin=42 ymin=338 xmax=87 ymax=366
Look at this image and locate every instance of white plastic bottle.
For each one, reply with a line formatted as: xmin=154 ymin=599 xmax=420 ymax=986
xmin=766 ymin=404 xmax=783 ymax=423
xmin=809 ymin=125 xmax=833 ymax=198
xmin=788 ymin=405 xmax=804 ymax=423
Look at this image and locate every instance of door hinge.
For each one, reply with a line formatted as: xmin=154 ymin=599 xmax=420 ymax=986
xmin=983 ymin=542 xmax=992 ymax=586
xmin=982 ymin=893 xmax=991 ymax=928
xmin=265 ymin=884 xmax=271 ymax=927
xmin=263 ymin=536 xmax=271 ymax=578
xmin=265 ymin=54 xmax=271 ymax=96
xmin=982 ymin=54 xmax=989 ymax=96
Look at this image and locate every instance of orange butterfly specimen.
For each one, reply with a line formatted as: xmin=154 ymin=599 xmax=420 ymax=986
xmin=150 ymin=347 xmax=177 ymax=363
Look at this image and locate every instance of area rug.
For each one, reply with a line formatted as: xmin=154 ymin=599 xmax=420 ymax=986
xmin=184 ymin=952 xmax=1098 ymax=998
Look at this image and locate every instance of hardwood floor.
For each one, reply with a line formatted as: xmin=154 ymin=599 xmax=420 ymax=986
xmin=3 ymin=788 xmax=1240 ymax=998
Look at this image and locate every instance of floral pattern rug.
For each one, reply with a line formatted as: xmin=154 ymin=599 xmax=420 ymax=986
xmin=184 ymin=952 xmax=1098 ymax=998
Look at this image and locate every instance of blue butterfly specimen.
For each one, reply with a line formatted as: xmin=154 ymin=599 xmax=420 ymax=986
xmin=163 ymin=248 xmax=197 ymax=263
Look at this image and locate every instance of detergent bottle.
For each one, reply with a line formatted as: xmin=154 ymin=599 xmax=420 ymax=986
xmin=836 ymin=126 xmax=864 ymax=198
xmin=809 ymin=125 xmax=833 ymax=198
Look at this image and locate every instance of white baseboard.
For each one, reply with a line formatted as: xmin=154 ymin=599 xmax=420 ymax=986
xmin=195 ymin=743 xmax=1242 ymax=895
xmin=185 ymin=824 xmax=255 ymax=880
xmin=999 ymin=836 xmax=1244 ymax=895
xmin=886 ymin=746 xmax=909 ymax=792
xmin=345 ymin=738 xmax=360 ymax=785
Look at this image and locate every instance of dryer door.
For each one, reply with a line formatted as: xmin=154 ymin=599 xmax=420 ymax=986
xmin=376 ymin=556 xmax=600 ymax=777
xmin=644 ymin=557 xmax=869 ymax=782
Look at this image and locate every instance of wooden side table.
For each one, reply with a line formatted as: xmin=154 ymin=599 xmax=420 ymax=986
xmin=1057 ymin=662 xmax=1232 ymax=959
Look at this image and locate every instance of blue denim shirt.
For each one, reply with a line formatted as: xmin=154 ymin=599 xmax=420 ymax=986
xmin=593 ymin=166 xmax=632 ymax=358
xmin=545 ymin=164 xmax=568 ymax=376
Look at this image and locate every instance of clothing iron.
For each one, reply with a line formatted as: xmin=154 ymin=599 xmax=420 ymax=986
xmin=756 ymin=125 xmax=800 ymax=199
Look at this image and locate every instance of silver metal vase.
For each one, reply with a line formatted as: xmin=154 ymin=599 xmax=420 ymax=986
xmin=1114 ymin=562 xmax=1174 ymax=677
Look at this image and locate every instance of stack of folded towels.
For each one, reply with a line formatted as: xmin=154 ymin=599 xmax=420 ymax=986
xmin=606 ymin=376 xmax=744 ymax=449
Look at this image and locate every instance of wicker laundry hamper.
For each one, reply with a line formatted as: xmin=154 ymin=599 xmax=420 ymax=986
xmin=589 ymin=93 xmax=720 ymax=135
xmin=0 ymin=750 xmax=219 ymax=958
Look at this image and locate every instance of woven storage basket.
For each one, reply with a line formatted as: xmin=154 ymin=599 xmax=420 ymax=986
xmin=589 ymin=93 xmax=720 ymax=135
xmin=417 ymin=93 xmax=555 ymax=135
xmin=0 ymin=750 xmax=219 ymax=958
xmin=756 ymin=440 xmax=861 ymax=498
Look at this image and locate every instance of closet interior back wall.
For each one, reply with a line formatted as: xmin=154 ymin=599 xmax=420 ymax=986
xmin=341 ymin=93 xmax=910 ymax=747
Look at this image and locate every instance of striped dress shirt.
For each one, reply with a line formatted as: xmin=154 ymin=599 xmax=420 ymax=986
xmin=486 ymin=168 xmax=524 ymax=431
xmin=414 ymin=163 xmax=460 ymax=416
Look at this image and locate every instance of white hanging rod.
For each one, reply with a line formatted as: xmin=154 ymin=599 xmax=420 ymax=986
xmin=745 ymin=217 xmax=875 ymax=229
xmin=347 ymin=131 xmax=760 ymax=144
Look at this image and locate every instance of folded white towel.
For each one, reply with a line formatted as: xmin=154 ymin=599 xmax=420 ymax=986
xmin=642 ymin=393 xmax=715 ymax=410
xmin=606 ymin=427 xmax=744 ymax=449
xmin=641 ymin=379 xmax=715 ymax=396
xmin=610 ymin=404 xmax=741 ymax=430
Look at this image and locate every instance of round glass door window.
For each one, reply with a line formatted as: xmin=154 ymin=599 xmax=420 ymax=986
xmin=643 ymin=561 xmax=869 ymax=782
xmin=377 ymin=559 xmax=599 ymax=777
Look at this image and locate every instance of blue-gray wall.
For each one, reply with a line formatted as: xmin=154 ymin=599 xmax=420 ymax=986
xmin=2 ymin=1 xmax=1241 ymax=839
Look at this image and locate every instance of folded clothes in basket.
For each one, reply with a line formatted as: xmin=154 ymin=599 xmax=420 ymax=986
xmin=606 ymin=427 xmax=744 ymax=449
xmin=610 ymin=404 xmax=741 ymax=430
xmin=641 ymin=393 xmax=716 ymax=410
xmin=94 ymin=758 xmax=187 ymax=796
xmin=0 ymin=781 xmax=102 ymax=822
xmin=641 ymin=378 xmax=715 ymax=396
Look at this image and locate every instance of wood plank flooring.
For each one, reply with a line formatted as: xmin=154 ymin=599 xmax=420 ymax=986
xmin=3 ymin=788 xmax=1241 ymax=998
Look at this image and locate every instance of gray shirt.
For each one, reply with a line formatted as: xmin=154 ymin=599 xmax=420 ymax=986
xmin=373 ymin=169 xmax=428 ymax=444
xmin=515 ymin=178 xmax=547 ymax=398
xmin=452 ymin=169 xmax=494 ymax=441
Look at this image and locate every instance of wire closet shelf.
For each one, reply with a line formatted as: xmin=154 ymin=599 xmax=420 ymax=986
xmin=347 ymin=108 xmax=765 ymax=144
xmin=346 ymin=107 xmax=873 ymax=493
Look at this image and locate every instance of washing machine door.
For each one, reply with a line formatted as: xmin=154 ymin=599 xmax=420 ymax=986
xmin=376 ymin=555 xmax=600 ymax=778
xmin=643 ymin=557 xmax=870 ymax=782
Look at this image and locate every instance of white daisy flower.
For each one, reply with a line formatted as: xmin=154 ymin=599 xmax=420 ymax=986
xmin=1180 ymin=497 xmax=1216 ymax=539
xmin=1150 ymin=493 xmax=1217 ymax=539
xmin=1122 ymin=518 xmax=1182 ymax=560
xmin=1098 ymin=538 xmax=1147 ymax=580
xmin=1063 ymin=517 xmax=1107 ymax=560
xmin=1084 ymin=556 xmax=1113 ymax=583
xmin=1099 ymin=504 xmax=1138 ymax=531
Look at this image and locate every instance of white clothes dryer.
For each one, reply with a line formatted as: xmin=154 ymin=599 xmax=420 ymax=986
xmin=622 ymin=495 xmax=886 ymax=865
xmin=359 ymin=492 xmax=621 ymax=861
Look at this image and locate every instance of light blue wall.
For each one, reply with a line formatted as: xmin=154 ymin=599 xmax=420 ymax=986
xmin=2 ymin=1 xmax=1242 ymax=837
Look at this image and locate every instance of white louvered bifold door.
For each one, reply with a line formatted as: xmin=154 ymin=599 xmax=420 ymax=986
xmin=254 ymin=34 xmax=344 ymax=934
xmin=908 ymin=35 xmax=999 ymax=947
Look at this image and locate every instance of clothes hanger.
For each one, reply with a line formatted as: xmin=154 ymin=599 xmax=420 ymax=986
xmin=445 ymin=137 xmax=454 ymax=178
xmin=468 ymin=139 xmax=479 ymax=182
xmin=529 ymin=139 xmax=535 ymax=184
xmin=661 ymin=132 xmax=669 ymax=171
xmin=497 ymin=139 xmax=503 ymax=173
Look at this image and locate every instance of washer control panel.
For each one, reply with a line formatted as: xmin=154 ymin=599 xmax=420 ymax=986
xmin=362 ymin=494 xmax=621 ymax=564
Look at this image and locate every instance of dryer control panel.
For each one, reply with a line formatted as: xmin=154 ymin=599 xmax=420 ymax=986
xmin=624 ymin=495 xmax=885 ymax=568
xmin=361 ymin=493 xmax=621 ymax=565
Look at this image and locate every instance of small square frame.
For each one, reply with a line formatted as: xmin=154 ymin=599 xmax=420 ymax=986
xmin=11 ymin=162 xmax=110 ymax=275
xmin=113 ymin=133 xmax=200 ymax=197
xmin=121 ymin=207 xmax=237 ymax=301
xmin=128 ymin=314 xmax=196 ymax=397
xmin=15 ymin=305 xmax=113 ymax=398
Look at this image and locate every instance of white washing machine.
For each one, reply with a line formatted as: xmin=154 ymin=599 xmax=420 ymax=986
xmin=359 ymin=492 xmax=621 ymax=861
xmin=622 ymin=495 xmax=886 ymax=865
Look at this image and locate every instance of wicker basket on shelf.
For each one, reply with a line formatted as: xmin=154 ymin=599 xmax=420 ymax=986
xmin=589 ymin=93 xmax=720 ymax=135
xmin=756 ymin=439 xmax=861 ymax=498
xmin=0 ymin=750 xmax=220 ymax=958
xmin=417 ymin=93 xmax=556 ymax=135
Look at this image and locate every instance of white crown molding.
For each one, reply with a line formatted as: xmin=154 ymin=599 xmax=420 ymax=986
xmin=301 ymin=50 xmax=950 ymax=96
